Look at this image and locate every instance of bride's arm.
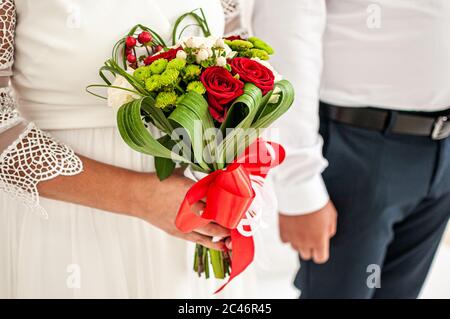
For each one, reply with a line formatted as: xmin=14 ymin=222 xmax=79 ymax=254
xmin=38 ymin=157 xmax=229 ymax=250
xmin=0 ymin=0 xmax=228 ymax=250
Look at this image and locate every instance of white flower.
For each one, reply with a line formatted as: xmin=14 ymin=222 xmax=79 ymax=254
xmin=215 ymin=38 xmax=225 ymax=49
xmin=251 ymin=57 xmax=283 ymax=82
xmin=196 ymin=49 xmax=209 ymax=63
xmin=204 ymin=36 xmax=219 ymax=48
xmin=182 ymin=36 xmax=219 ymax=50
xmin=176 ymin=50 xmax=187 ymax=60
xmin=216 ymin=56 xmax=227 ymax=67
xmin=184 ymin=37 xmax=202 ymax=48
xmin=107 ymin=75 xmax=140 ymax=114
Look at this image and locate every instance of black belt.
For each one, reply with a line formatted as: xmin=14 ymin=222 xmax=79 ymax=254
xmin=320 ymin=102 xmax=450 ymax=140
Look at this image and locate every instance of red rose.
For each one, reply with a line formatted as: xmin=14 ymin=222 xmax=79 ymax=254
xmin=230 ymin=57 xmax=275 ymax=95
xmin=200 ymin=66 xmax=244 ymax=122
xmin=225 ymin=35 xmax=243 ymax=41
xmin=144 ymin=47 xmax=182 ymax=65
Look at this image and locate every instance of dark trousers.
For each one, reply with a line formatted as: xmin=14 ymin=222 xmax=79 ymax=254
xmin=295 ymin=108 xmax=450 ymax=299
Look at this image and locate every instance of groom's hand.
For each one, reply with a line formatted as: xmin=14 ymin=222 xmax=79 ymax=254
xmin=279 ymin=201 xmax=337 ymax=264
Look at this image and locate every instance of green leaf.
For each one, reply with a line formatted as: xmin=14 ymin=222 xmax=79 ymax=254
xmin=253 ymin=89 xmax=274 ymax=121
xmin=169 ymin=92 xmax=216 ymax=172
xmin=117 ymin=96 xmax=193 ymax=164
xmin=217 ymin=83 xmax=262 ymax=167
xmin=171 ymin=8 xmax=211 ymax=45
xmin=155 ymin=157 xmax=176 ymax=181
xmin=154 ymin=135 xmax=177 ymax=181
xmin=140 ymin=97 xmax=174 ymax=134
xmin=251 ymin=80 xmax=295 ymax=129
xmin=220 ymin=83 xmax=261 ymax=132
xmin=107 ymin=59 xmax=148 ymax=95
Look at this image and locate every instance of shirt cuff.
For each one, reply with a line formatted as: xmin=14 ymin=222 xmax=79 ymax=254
xmin=276 ymin=174 xmax=330 ymax=215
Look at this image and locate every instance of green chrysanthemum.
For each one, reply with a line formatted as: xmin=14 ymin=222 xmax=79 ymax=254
xmin=149 ymin=58 xmax=168 ymax=74
xmin=225 ymin=39 xmax=253 ymax=51
xmin=186 ymin=81 xmax=206 ymax=95
xmin=242 ymin=48 xmax=270 ymax=61
xmin=183 ymin=64 xmax=202 ymax=81
xmin=155 ymin=91 xmax=178 ymax=109
xmin=167 ymin=58 xmax=187 ymax=71
xmin=159 ymin=68 xmax=180 ymax=87
xmin=133 ymin=66 xmax=152 ymax=82
xmin=145 ymin=74 xmax=162 ymax=92
xmin=248 ymin=37 xmax=274 ymax=55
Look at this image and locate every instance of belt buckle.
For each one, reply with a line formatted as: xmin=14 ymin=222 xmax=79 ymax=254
xmin=432 ymin=116 xmax=450 ymax=140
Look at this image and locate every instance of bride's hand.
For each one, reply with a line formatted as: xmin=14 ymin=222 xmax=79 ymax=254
xmin=134 ymin=169 xmax=230 ymax=250
xmin=38 ymin=156 xmax=229 ymax=250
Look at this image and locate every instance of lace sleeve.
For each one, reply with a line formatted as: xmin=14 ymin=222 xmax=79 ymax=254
xmin=221 ymin=0 xmax=249 ymax=37
xmin=0 ymin=0 xmax=14 ymax=74
xmin=0 ymin=0 xmax=83 ymax=217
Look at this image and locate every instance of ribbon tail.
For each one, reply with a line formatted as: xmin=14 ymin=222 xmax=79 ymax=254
xmin=214 ymin=229 xmax=255 ymax=294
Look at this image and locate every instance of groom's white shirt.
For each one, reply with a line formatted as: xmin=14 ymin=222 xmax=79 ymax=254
xmin=252 ymin=0 xmax=450 ymax=214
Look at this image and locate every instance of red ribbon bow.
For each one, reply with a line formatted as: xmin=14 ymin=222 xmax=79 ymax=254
xmin=175 ymin=139 xmax=286 ymax=293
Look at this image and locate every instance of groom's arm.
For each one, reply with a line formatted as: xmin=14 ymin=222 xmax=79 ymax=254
xmin=253 ymin=0 xmax=329 ymax=213
xmin=253 ymin=0 xmax=337 ymax=263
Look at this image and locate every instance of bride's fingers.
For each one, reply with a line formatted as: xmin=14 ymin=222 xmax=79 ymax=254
xmin=191 ymin=201 xmax=205 ymax=215
xmin=225 ymin=237 xmax=232 ymax=250
xmin=184 ymin=232 xmax=226 ymax=251
xmin=195 ymin=223 xmax=230 ymax=238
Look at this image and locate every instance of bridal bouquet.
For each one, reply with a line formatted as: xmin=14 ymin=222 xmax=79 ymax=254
xmin=88 ymin=9 xmax=294 ymax=292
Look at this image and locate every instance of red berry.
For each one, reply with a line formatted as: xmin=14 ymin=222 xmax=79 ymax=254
xmin=126 ymin=36 xmax=137 ymax=48
xmin=144 ymin=56 xmax=153 ymax=65
xmin=138 ymin=31 xmax=153 ymax=44
xmin=125 ymin=48 xmax=132 ymax=56
xmin=127 ymin=54 xmax=137 ymax=63
xmin=154 ymin=45 xmax=163 ymax=53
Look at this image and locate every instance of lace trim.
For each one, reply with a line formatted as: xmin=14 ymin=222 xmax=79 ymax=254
xmin=0 ymin=0 xmax=15 ymax=70
xmin=0 ymin=2 xmax=82 ymax=218
xmin=0 ymin=122 xmax=83 ymax=218
xmin=0 ymin=86 xmax=22 ymax=132
xmin=228 ymin=27 xmax=249 ymax=39
xmin=220 ymin=0 xmax=249 ymax=38
xmin=221 ymin=0 xmax=240 ymax=21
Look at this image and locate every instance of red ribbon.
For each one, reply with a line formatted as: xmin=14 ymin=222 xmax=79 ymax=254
xmin=175 ymin=139 xmax=285 ymax=293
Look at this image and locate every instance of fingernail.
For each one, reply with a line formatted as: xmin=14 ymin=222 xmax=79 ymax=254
xmin=212 ymin=236 xmax=223 ymax=243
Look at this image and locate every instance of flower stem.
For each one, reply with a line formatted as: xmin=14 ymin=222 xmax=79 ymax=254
xmin=203 ymin=247 xmax=210 ymax=279
xmin=144 ymin=45 xmax=151 ymax=56
xmin=175 ymin=84 xmax=184 ymax=95
xmin=193 ymin=244 xmax=199 ymax=274
xmin=192 ymin=246 xmax=227 ymax=279
xmin=209 ymin=249 xmax=225 ymax=279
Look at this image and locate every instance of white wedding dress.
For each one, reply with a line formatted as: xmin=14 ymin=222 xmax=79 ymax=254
xmin=0 ymin=0 xmax=298 ymax=298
